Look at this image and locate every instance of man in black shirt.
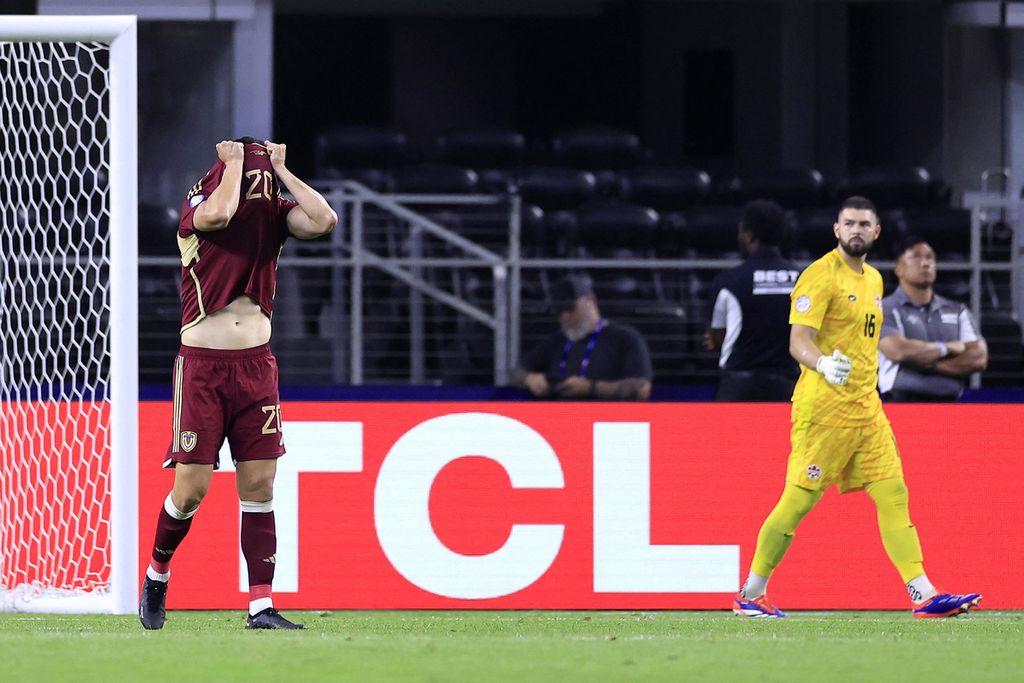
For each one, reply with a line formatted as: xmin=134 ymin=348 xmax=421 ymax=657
xmin=512 ymin=273 xmax=653 ymax=400
xmin=704 ymin=200 xmax=800 ymax=401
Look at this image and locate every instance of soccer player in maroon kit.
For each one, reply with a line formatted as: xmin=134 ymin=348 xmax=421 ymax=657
xmin=139 ymin=138 xmax=337 ymax=630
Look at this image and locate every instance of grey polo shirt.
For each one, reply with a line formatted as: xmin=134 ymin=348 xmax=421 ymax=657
xmin=878 ymin=287 xmax=982 ymax=398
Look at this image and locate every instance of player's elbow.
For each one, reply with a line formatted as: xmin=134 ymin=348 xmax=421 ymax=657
xmin=194 ymin=209 xmax=232 ymax=232
xmin=788 ymin=339 xmax=803 ymax=364
xmin=318 ymin=209 xmax=339 ymax=234
xmin=305 ymin=209 xmax=338 ymax=238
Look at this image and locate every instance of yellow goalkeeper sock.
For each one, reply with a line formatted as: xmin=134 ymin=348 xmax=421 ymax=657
xmin=866 ymin=477 xmax=925 ymax=583
xmin=749 ymin=483 xmax=823 ymax=580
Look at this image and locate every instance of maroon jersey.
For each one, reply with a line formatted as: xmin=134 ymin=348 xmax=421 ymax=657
xmin=177 ymin=144 xmax=299 ymax=332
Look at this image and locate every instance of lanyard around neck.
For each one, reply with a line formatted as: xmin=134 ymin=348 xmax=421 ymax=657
xmin=559 ymin=319 xmax=605 ymax=378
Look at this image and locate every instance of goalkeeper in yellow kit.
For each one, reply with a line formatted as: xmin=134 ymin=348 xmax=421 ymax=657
xmin=732 ymin=196 xmax=981 ymax=619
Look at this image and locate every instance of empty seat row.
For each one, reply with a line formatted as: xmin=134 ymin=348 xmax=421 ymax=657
xmin=314 ymin=125 xmax=652 ymax=173
xmin=317 ymin=159 xmax=952 ymax=213
xmin=518 ymin=200 xmax=975 ymax=260
xmin=313 ymin=125 xmax=953 ymax=209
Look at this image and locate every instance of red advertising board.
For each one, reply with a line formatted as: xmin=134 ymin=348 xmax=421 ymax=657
xmin=138 ymin=402 xmax=1023 ymax=610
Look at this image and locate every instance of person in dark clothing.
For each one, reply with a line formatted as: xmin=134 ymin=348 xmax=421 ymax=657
xmin=704 ymin=200 xmax=801 ymax=401
xmin=511 ymin=273 xmax=653 ymax=400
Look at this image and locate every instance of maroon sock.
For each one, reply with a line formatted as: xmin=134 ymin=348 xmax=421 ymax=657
xmin=150 ymin=505 xmax=195 ymax=572
xmin=241 ymin=511 xmax=276 ymax=589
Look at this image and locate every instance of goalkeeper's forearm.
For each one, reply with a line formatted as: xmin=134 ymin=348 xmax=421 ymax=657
xmin=789 ymin=324 xmax=826 ymax=371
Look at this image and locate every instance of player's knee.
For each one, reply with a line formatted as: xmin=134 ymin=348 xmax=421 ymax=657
xmin=867 ymin=477 xmax=909 ymax=505
xmin=238 ymin=475 xmax=274 ymax=502
xmin=172 ymin=487 xmax=206 ymax=513
xmin=781 ymin=483 xmax=821 ymax=516
xmin=166 ymin=492 xmax=200 ymax=518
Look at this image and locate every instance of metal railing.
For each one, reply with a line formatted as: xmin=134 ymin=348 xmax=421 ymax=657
xmin=135 ymin=183 xmax=1024 ymax=387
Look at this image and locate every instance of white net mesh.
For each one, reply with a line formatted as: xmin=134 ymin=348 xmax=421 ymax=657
xmin=0 ymin=41 xmax=113 ymax=606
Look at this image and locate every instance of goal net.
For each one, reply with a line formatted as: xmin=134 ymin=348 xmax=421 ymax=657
xmin=0 ymin=16 xmax=137 ymax=614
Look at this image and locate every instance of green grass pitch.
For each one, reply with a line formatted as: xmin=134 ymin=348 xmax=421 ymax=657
xmin=3 ymin=610 xmax=1021 ymax=683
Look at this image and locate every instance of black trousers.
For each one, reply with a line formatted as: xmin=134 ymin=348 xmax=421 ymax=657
xmin=881 ymin=389 xmax=959 ymax=403
xmin=715 ymin=370 xmax=796 ymax=402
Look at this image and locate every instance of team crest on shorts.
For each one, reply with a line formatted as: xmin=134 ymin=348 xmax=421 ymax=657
xmin=180 ymin=431 xmax=198 ymax=452
xmin=805 ymin=464 xmax=822 ymax=480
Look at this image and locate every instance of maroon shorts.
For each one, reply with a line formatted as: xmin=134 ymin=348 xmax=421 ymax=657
xmin=163 ymin=344 xmax=285 ymax=469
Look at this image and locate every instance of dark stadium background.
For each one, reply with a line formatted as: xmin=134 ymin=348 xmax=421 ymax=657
xmin=7 ymin=0 xmax=1021 ymax=398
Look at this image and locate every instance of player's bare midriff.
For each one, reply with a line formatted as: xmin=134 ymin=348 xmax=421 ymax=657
xmin=180 ymin=295 xmax=271 ymax=350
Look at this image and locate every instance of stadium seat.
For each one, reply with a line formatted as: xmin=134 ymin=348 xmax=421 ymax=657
xmin=618 ymin=302 xmax=690 ymax=384
xmin=514 ymin=167 xmax=597 ymax=211
xmin=875 ymin=209 xmax=907 ymax=259
xmin=515 ymin=203 xmax=547 ymax=256
xmin=617 ymin=166 xmax=712 ymax=211
xmin=901 ymin=207 xmax=973 ymax=259
xmin=137 ymin=203 xmax=185 ymax=383
xmin=837 ymin=166 xmax=934 ymax=209
xmin=793 ymin=207 xmax=906 ymax=260
xmin=318 ymin=167 xmax=394 ymax=192
xmin=436 ymin=128 xmax=526 ymax=194
xmin=313 ymin=125 xmax=408 ymax=176
xmin=680 ymin=205 xmax=745 ymax=257
xmin=932 ymin=272 xmax=971 ymax=302
xmin=574 ymin=199 xmax=659 ymax=254
xmin=980 ymin=312 xmax=1024 ymax=386
xmin=574 ymin=199 xmax=663 ymax=302
xmin=393 ymin=164 xmax=479 ymax=194
xmin=720 ymin=168 xmax=826 ymax=209
xmin=436 ymin=127 xmax=526 ymax=169
xmin=552 ymin=126 xmax=644 ymax=169
xmin=137 ymin=203 xmax=180 ymax=256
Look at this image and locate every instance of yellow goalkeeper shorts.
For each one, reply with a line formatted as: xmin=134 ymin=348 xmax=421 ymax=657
xmin=785 ymin=412 xmax=904 ymax=494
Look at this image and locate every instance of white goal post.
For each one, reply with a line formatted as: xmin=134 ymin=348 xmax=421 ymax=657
xmin=0 ymin=15 xmax=137 ymax=614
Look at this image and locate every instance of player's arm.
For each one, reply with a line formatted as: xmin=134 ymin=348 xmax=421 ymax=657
xmin=878 ymin=335 xmax=964 ymax=368
xmin=704 ymin=328 xmax=726 ymax=351
xmin=791 ymin=324 xmax=851 ymax=385
xmin=193 ymin=141 xmax=244 ymax=232
xmin=790 ymin=324 xmax=825 ymax=370
xmin=265 ymin=140 xmax=338 ymax=240
xmin=704 ymin=282 xmax=737 ymax=352
xmin=934 ymin=339 xmax=988 ymax=376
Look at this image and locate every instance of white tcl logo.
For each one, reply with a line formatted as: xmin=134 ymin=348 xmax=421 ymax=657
xmin=219 ymin=412 xmax=739 ymax=598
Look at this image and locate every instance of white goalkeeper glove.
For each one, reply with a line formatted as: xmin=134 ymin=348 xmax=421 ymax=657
xmin=816 ymin=349 xmax=852 ymax=386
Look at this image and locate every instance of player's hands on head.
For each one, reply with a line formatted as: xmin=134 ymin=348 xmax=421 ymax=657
xmin=816 ymin=349 xmax=852 ymax=386
xmin=216 ymin=140 xmax=244 ymax=164
xmin=265 ymin=140 xmax=286 ymax=170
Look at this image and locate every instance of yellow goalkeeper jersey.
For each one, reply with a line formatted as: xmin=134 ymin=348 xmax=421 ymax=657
xmin=789 ymin=249 xmax=884 ymax=427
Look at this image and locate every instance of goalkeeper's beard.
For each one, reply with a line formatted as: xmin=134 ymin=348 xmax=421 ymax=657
xmin=839 ymin=235 xmax=874 ymax=258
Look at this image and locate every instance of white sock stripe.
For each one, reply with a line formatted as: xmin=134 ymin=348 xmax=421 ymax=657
xmin=240 ymin=499 xmax=274 ymax=513
xmin=146 ymin=565 xmax=171 ymax=582
xmin=164 ymin=492 xmax=196 ymax=520
xmin=249 ymin=597 xmax=273 ymax=615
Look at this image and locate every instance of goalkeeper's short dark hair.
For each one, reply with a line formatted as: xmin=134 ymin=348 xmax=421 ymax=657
xmin=741 ymin=199 xmax=785 ymax=246
xmin=839 ymin=195 xmax=878 ymax=220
